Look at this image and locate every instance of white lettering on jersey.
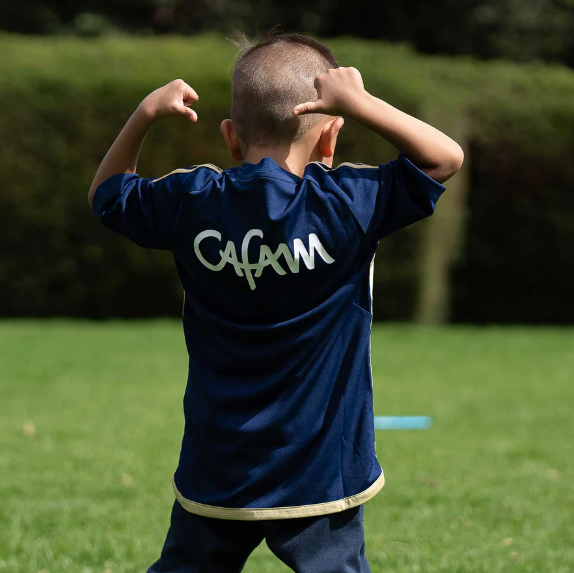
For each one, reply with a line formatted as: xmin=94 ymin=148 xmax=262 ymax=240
xmin=193 ymin=229 xmax=335 ymax=290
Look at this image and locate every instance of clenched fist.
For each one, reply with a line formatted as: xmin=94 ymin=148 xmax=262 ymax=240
xmin=139 ymin=79 xmax=199 ymax=122
xmin=292 ymin=67 xmax=367 ymax=118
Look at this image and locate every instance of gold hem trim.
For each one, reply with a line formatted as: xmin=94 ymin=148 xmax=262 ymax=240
xmin=172 ymin=470 xmax=385 ymax=521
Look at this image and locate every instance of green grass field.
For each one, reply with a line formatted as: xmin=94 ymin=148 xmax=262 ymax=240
xmin=1 ymin=321 xmax=573 ymax=573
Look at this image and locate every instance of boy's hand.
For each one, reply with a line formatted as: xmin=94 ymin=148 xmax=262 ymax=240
xmin=138 ymin=79 xmax=199 ymax=122
xmin=293 ymin=66 xmax=463 ymax=183
xmin=88 ymin=79 xmax=199 ymax=204
xmin=292 ymin=67 xmax=367 ymax=118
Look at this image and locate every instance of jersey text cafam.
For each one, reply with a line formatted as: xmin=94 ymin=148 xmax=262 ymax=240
xmin=194 ymin=229 xmax=335 ymax=290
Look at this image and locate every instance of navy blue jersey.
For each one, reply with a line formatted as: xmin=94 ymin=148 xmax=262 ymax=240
xmin=93 ymin=155 xmax=445 ymax=520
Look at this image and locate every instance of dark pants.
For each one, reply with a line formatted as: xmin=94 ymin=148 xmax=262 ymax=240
xmin=148 ymin=500 xmax=371 ymax=573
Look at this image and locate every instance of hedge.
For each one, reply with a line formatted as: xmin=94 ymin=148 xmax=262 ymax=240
xmin=1 ymin=34 xmax=573 ymax=322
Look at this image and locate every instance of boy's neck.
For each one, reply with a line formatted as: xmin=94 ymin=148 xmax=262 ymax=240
xmin=243 ymin=144 xmax=333 ymax=178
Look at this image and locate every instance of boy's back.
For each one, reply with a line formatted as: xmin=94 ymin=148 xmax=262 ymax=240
xmin=88 ymin=29 xmax=462 ymax=572
xmin=93 ymin=154 xmax=443 ymax=518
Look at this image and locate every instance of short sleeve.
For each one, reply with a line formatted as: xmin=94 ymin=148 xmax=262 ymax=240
xmin=91 ymin=171 xmax=186 ymax=250
xmin=327 ymin=155 xmax=446 ymax=244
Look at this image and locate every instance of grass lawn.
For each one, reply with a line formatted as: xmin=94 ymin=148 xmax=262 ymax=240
xmin=0 ymin=321 xmax=573 ymax=573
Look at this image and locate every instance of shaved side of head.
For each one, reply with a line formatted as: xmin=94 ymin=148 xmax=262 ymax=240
xmin=230 ymin=30 xmax=339 ymax=147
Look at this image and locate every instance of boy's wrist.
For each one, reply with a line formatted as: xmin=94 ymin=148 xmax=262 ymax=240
xmin=136 ymin=101 xmax=158 ymax=124
xmin=345 ymin=91 xmax=378 ymax=122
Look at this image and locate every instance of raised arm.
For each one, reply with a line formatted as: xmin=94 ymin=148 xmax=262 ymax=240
xmin=88 ymin=79 xmax=199 ymax=205
xmin=293 ymin=67 xmax=464 ymax=183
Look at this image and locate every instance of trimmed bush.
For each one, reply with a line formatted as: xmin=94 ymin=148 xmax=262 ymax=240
xmin=1 ymin=34 xmax=573 ymax=321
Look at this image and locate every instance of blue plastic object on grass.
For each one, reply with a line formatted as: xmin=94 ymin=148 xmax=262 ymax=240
xmin=374 ymin=416 xmax=433 ymax=430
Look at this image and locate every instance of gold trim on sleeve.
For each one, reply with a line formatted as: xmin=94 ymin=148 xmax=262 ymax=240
xmin=308 ymin=161 xmax=378 ymax=172
xmin=172 ymin=470 xmax=385 ymax=521
xmin=152 ymin=164 xmax=222 ymax=183
xmin=336 ymin=162 xmax=378 ymax=170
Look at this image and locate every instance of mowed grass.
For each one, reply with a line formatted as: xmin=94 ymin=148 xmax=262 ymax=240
xmin=0 ymin=321 xmax=573 ymax=573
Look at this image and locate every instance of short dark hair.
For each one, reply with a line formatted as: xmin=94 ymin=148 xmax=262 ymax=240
xmin=230 ymin=29 xmax=339 ymax=147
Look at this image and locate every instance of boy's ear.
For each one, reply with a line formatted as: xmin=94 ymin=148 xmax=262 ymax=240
xmin=318 ymin=117 xmax=345 ymax=158
xmin=220 ymin=119 xmax=243 ymax=161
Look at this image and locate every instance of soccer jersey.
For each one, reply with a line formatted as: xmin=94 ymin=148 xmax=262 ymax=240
xmin=92 ymin=155 xmax=445 ymax=520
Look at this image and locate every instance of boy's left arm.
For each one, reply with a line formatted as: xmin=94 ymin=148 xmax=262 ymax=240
xmin=293 ymin=67 xmax=463 ymax=184
xmin=88 ymin=79 xmax=198 ymax=206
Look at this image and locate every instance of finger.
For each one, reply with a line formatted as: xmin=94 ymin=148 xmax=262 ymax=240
xmin=292 ymin=100 xmax=323 ymax=116
xmin=182 ymin=83 xmax=199 ymax=103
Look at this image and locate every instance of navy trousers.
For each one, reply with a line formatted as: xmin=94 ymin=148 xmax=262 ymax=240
xmin=148 ymin=500 xmax=371 ymax=573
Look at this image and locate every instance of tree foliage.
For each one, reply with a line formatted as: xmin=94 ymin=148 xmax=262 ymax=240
xmin=1 ymin=35 xmax=574 ymax=322
xmin=2 ymin=0 xmax=574 ymax=66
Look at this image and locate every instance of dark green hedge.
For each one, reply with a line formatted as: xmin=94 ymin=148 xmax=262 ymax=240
xmin=1 ymin=34 xmax=573 ymax=321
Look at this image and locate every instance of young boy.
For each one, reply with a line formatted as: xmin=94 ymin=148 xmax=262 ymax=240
xmin=89 ymin=31 xmax=463 ymax=573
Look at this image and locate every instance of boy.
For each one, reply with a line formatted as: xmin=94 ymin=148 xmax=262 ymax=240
xmin=89 ymin=31 xmax=463 ymax=573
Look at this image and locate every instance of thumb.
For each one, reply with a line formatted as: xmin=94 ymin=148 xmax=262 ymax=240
xmin=292 ymin=100 xmax=323 ymax=116
xmin=181 ymin=105 xmax=198 ymax=122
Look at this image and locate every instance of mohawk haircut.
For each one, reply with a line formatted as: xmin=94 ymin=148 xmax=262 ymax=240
xmin=230 ymin=29 xmax=339 ymax=147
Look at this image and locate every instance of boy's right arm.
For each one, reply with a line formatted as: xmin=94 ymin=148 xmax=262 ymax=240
xmin=89 ymin=79 xmax=204 ymax=250
xmin=88 ymin=79 xmax=199 ymax=206
xmin=293 ymin=67 xmax=464 ymax=183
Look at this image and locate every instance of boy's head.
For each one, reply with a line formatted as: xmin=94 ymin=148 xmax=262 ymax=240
xmin=221 ymin=30 xmax=340 ymax=161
